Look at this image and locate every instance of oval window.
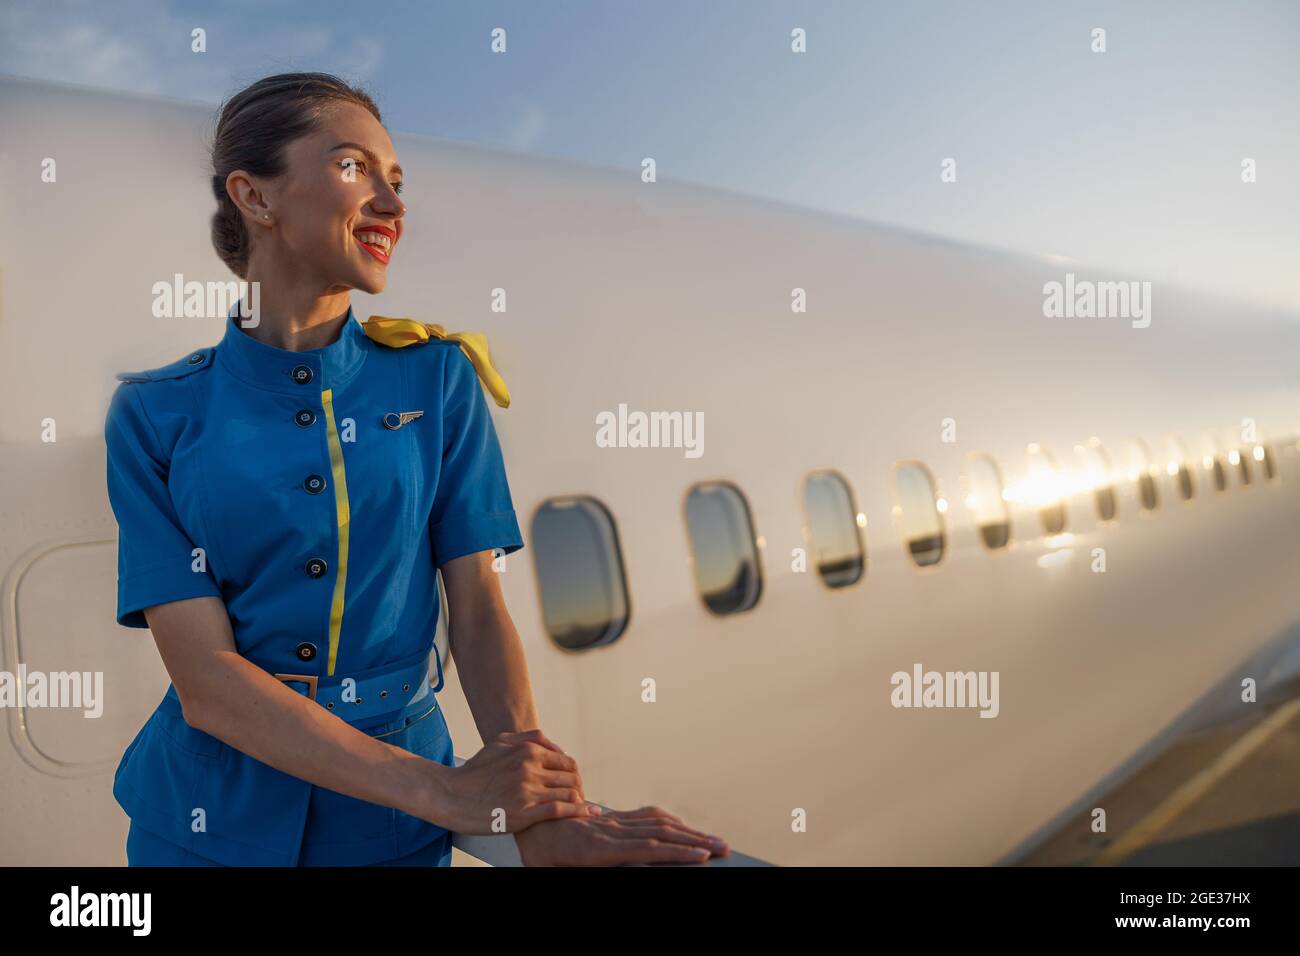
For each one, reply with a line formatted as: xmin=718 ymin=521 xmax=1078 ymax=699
xmin=531 ymin=497 xmax=630 ymax=650
xmin=1123 ymin=439 xmax=1159 ymax=511
xmin=1074 ymin=439 xmax=1117 ymax=522
xmin=1199 ymin=434 xmax=1229 ymax=493
xmin=1163 ymin=435 xmax=1195 ymax=502
xmin=1229 ymin=448 xmax=1252 ymax=487
xmin=892 ymin=461 xmax=945 ymax=568
xmin=684 ymin=481 xmax=763 ymax=614
xmin=1026 ymin=444 xmax=1068 ymax=534
xmin=802 ymin=470 xmax=866 ymax=587
xmin=1255 ymin=443 xmax=1278 ymax=482
xmin=961 ymin=453 xmax=1010 ymax=550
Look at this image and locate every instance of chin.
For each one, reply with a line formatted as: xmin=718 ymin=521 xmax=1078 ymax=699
xmin=352 ymin=270 xmax=387 ymax=295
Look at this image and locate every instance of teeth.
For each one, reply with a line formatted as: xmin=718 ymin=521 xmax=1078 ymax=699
xmin=355 ymin=231 xmax=392 ymax=251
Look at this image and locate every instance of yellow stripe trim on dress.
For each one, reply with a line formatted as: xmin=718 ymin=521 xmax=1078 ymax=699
xmin=320 ymin=388 xmax=351 ymax=677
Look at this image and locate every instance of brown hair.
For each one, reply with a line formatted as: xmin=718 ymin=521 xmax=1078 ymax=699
xmin=209 ymin=72 xmax=382 ymax=278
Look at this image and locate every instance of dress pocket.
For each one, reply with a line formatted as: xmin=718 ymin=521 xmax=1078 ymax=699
xmin=157 ymin=710 xmax=226 ymax=760
xmin=384 ymin=701 xmax=452 ymax=761
xmin=115 ymin=711 xmax=211 ymax=829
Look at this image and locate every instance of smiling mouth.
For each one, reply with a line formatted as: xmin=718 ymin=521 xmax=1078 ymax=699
xmin=353 ymin=229 xmax=393 ymax=264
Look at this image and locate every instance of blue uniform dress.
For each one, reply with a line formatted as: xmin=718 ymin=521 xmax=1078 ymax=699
xmin=103 ymin=304 xmax=524 ymax=866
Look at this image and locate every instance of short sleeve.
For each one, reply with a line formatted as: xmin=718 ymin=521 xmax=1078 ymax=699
xmin=428 ymin=347 xmax=525 ymax=568
xmin=104 ymin=384 xmax=222 ymax=628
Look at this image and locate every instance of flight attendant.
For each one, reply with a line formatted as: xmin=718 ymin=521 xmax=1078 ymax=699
xmin=104 ymin=72 xmax=728 ymax=866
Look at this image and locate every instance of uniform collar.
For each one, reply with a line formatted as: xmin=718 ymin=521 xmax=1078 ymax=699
xmin=217 ymin=302 xmax=368 ymax=395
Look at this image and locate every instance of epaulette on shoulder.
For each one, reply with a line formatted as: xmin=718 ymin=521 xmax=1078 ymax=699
xmin=115 ymin=347 xmax=215 ymax=384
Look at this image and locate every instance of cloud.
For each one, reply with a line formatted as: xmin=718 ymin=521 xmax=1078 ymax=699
xmin=0 ymin=1 xmax=386 ymax=103
xmin=508 ymin=104 xmax=547 ymax=152
xmin=338 ymin=36 xmax=384 ymax=81
xmin=0 ymin=8 xmax=161 ymax=93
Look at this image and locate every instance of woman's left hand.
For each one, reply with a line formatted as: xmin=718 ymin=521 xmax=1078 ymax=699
xmin=513 ymin=804 xmax=729 ymax=866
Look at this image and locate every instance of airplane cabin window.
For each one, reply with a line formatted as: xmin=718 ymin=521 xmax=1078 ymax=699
xmin=684 ymin=481 xmax=763 ymax=614
xmin=1074 ymin=439 xmax=1117 ymax=522
xmin=1257 ymin=443 xmax=1278 ymax=481
xmin=960 ymin=453 xmax=1011 ymax=550
xmin=802 ymin=470 xmax=866 ymax=587
xmin=1025 ymin=444 xmax=1068 ymax=534
xmin=530 ymin=497 xmax=630 ymax=650
xmin=1211 ymin=456 xmax=1228 ymax=491
xmin=1229 ymin=448 xmax=1252 ymax=486
xmin=1163 ymin=436 xmax=1196 ymax=502
xmin=1200 ymin=437 xmax=1229 ymax=493
xmin=1123 ymin=439 xmax=1160 ymax=511
xmin=891 ymin=462 xmax=946 ymax=567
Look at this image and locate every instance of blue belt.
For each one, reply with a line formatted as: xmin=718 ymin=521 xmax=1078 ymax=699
xmin=272 ymin=649 xmax=445 ymax=728
xmin=158 ymin=650 xmax=444 ymax=733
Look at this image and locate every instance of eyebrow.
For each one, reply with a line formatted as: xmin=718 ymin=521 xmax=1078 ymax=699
xmin=329 ymin=142 xmax=403 ymax=179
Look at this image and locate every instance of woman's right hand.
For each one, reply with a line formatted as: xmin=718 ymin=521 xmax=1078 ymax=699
xmin=426 ymin=729 xmax=599 ymax=834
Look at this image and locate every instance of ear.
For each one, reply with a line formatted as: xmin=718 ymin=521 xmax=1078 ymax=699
xmin=225 ymin=169 xmax=274 ymax=226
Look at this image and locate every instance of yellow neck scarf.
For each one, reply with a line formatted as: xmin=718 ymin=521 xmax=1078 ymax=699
xmin=360 ymin=316 xmax=511 ymax=408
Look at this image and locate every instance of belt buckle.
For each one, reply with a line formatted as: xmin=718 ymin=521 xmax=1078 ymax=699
xmin=274 ymin=673 xmax=319 ymax=700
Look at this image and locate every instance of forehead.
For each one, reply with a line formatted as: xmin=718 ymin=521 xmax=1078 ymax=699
xmin=293 ymin=100 xmax=398 ymax=166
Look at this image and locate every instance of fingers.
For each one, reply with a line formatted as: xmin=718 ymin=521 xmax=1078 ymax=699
xmin=517 ymin=797 xmax=601 ymax=828
xmin=600 ymin=837 xmax=713 ymax=866
xmin=502 ymin=737 xmax=580 ymax=775
xmin=523 ymin=781 xmax=602 ymax=817
xmin=539 ymin=770 xmax=591 ymax=795
xmin=605 ymin=804 xmax=683 ymax=824
xmin=478 ymin=732 xmax=602 ymax=828
xmin=492 ymin=732 xmax=587 ymax=800
xmin=526 ymin=745 xmax=587 ymax=799
xmin=493 ymin=794 xmax=600 ymax=834
xmin=607 ymin=819 xmax=728 ymax=856
xmin=600 ymin=806 xmax=729 ymax=855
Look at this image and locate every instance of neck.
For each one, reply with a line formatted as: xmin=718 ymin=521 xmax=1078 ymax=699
xmin=237 ymin=273 xmax=353 ymax=352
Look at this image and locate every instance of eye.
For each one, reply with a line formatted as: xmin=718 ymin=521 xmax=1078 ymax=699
xmin=339 ymin=158 xmax=365 ymax=175
xmin=392 ymin=182 xmax=404 ymax=195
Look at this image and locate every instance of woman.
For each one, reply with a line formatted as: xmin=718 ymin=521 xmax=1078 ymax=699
xmin=104 ymin=72 xmax=728 ymax=866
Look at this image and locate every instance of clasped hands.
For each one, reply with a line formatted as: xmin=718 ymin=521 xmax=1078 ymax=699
xmin=445 ymin=729 xmax=729 ymax=866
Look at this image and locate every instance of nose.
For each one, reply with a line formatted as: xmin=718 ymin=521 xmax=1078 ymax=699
xmin=371 ymin=184 xmax=404 ymax=219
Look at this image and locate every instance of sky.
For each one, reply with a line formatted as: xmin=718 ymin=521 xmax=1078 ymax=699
xmin=3 ymin=0 xmax=1297 ymax=312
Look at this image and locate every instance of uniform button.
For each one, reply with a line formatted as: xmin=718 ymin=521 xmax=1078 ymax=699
xmin=304 ymin=557 xmax=328 ymax=578
xmin=295 ymin=642 xmax=317 ymax=662
xmin=303 ymin=474 xmax=326 ymax=494
xmin=294 ymin=409 xmax=317 ymax=427
xmin=291 ymin=364 xmax=314 ymax=384
xmin=187 ymin=353 xmax=204 ymax=365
